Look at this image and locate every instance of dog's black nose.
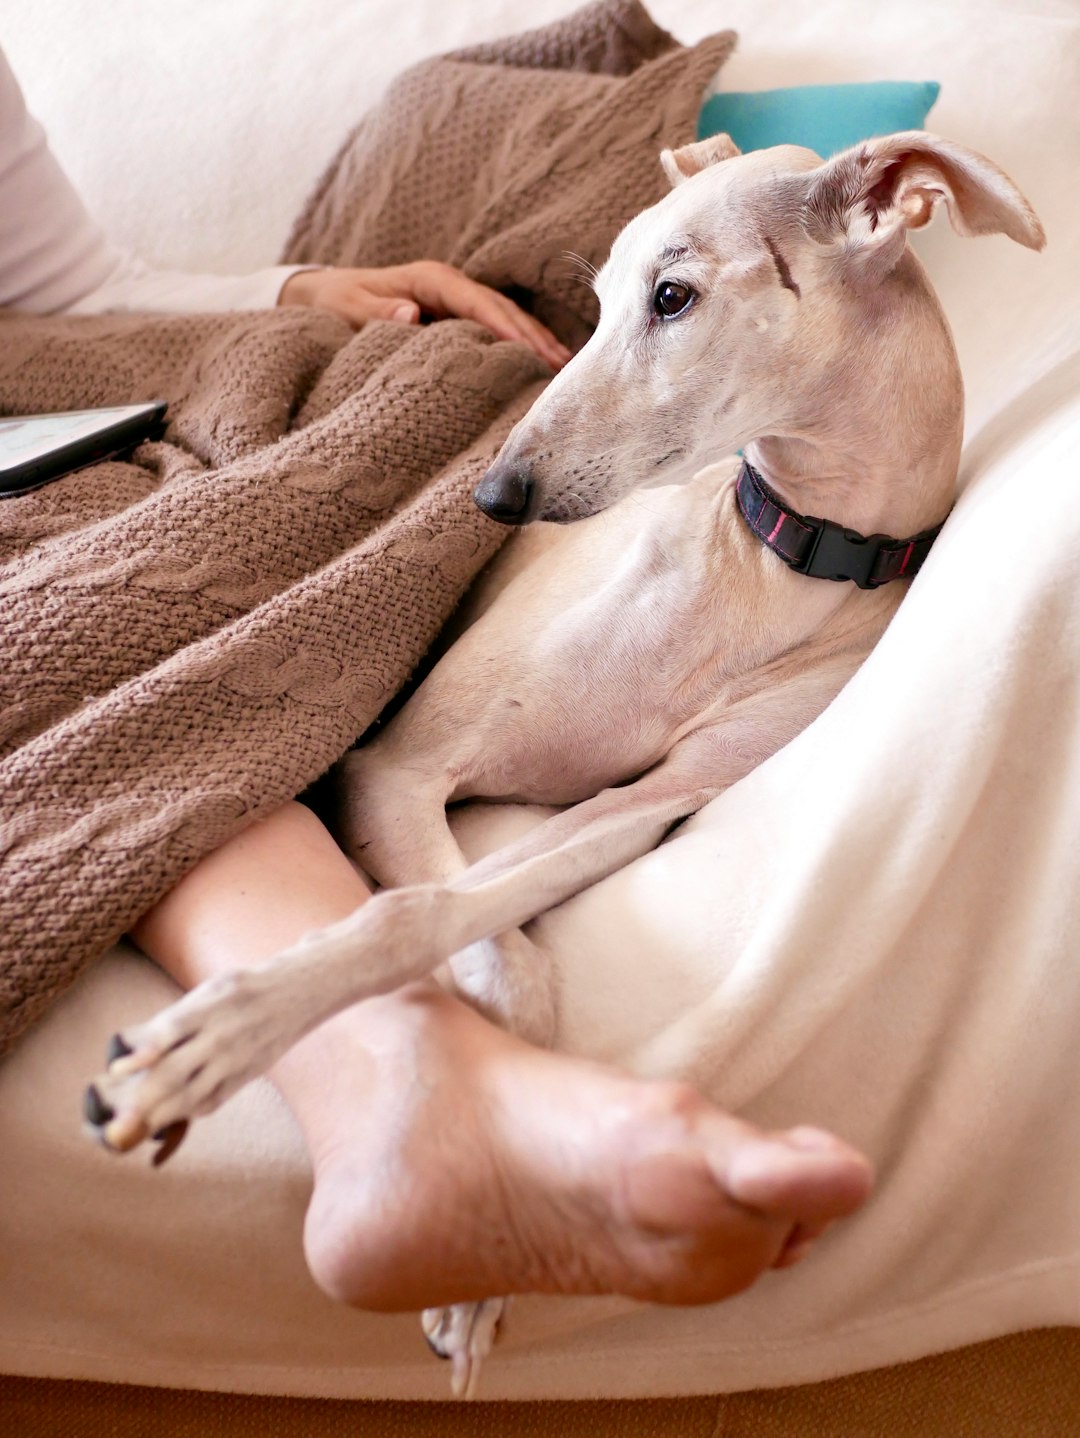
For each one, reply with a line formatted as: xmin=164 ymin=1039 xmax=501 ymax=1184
xmin=474 ymin=464 xmax=534 ymax=525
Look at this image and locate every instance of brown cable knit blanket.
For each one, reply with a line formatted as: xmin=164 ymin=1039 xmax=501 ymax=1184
xmin=0 ymin=0 xmax=733 ymax=1053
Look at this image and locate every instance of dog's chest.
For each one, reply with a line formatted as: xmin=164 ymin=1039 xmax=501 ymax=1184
xmin=460 ymin=529 xmax=744 ymax=804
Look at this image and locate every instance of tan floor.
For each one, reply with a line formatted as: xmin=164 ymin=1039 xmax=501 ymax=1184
xmin=2 ymin=1328 xmax=1077 ymax=1437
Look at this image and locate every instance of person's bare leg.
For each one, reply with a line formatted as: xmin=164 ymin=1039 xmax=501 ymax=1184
xmin=129 ymin=801 xmax=873 ymax=1311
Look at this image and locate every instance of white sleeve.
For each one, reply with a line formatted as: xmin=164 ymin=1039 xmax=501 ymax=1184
xmin=0 ymin=46 xmax=317 ymax=317
xmin=62 ymin=254 xmax=318 ymax=316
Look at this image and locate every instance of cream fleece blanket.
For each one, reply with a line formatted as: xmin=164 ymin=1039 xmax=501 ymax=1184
xmin=1 ymin=355 xmax=1077 ymax=1404
xmin=522 ymin=351 xmax=1080 ymax=1382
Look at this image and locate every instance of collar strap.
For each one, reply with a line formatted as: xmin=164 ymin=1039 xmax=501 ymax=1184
xmin=736 ymin=460 xmax=945 ymax=589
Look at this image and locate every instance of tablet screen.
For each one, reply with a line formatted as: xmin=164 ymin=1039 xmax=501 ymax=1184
xmin=0 ymin=407 xmax=156 ymax=469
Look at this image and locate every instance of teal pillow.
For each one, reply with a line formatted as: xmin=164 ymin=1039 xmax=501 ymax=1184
xmin=697 ymin=80 xmax=940 ymax=158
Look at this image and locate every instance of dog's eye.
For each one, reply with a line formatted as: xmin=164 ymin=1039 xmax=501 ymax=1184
xmin=653 ymin=281 xmax=695 ymax=318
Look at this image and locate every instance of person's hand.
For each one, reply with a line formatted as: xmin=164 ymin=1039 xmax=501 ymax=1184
xmin=279 ymin=261 xmax=571 ymax=370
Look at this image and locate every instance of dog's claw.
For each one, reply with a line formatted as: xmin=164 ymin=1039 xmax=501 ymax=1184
xmin=83 ymin=1084 xmax=114 ymax=1128
xmin=151 ymin=1120 xmax=189 ymax=1167
xmin=423 ymin=1327 xmax=452 ymax=1360
xmin=106 ymin=1033 xmax=134 ymax=1065
xmin=421 ymin=1300 xmax=505 ymax=1399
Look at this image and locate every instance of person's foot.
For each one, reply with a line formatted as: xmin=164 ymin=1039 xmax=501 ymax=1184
xmin=271 ymin=985 xmax=872 ymax=1313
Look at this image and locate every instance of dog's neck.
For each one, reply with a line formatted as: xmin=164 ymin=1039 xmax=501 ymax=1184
xmin=742 ymin=258 xmax=964 ymax=541
xmin=743 ymin=425 xmax=959 ymax=544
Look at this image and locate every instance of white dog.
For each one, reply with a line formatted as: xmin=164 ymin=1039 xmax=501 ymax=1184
xmin=87 ymin=130 xmax=1043 ymax=1391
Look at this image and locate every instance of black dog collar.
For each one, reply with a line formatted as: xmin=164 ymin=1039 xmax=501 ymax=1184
xmin=736 ymin=459 xmax=946 ymax=589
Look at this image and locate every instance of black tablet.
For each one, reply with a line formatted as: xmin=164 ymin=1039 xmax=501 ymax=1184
xmin=0 ymin=402 xmax=168 ymax=498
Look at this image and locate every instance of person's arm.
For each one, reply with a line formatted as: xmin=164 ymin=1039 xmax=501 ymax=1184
xmin=0 ymin=47 xmax=569 ymax=367
xmin=64 ymin=253 xmax=319 ymax=317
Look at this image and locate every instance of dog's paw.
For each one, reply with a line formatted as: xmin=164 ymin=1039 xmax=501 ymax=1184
xmin=82 ymin=967 xmax=303 ymax=1161
xmin=421 ymin=1298 xmax=507 ymax=1398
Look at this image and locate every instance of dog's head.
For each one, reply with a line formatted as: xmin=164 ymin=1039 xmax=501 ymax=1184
xmin=475 ymin=131 xmax=1044 ymax=525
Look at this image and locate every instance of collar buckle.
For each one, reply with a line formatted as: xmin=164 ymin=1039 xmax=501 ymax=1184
xmin=797 ymin=516 xmax=882 ymax=588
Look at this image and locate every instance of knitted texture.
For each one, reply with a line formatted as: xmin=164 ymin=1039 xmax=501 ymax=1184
xmin=0 ymin=0 xmax=734 ymax=1053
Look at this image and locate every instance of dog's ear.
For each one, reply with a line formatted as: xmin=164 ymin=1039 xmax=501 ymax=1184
xmin=660 ymin=133 xmax=741 ymax=188
xmin=804 ymin=132 xmax=1045 ymax=273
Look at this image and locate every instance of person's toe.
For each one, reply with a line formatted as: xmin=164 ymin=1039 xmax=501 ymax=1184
xmin=721 ymin=1124 xmax=873 ymax=1224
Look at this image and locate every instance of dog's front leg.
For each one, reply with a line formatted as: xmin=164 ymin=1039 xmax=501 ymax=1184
xmin=87 ymin=882 xmax=455 ymax=1151
xmin=336 ymin=747 xmax=558 ymax=1048
xmin=87 ymin=732 xmax=729 ymax=1154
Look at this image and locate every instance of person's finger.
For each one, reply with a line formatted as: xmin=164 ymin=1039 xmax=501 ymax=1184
xmin=462 ymin=286 xmax=572 ymax=369
xmin=336 ymin=289 xmax=419 ymax=329
xmin=406 ymin=264 xmax=570 ymax=368
xmin=416 ymin=268 xmax=521 ymax=334
xmin=504 ymin=304 xmax=573 ymax=368
xmin=301 ymin=273 xmax=419 ymax=329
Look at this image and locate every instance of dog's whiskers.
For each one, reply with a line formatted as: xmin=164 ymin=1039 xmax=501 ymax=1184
xmin=561 ymin=251 xmax=599 ymax=288
xmin=566 ymin=490 xmax=595 ymax=521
